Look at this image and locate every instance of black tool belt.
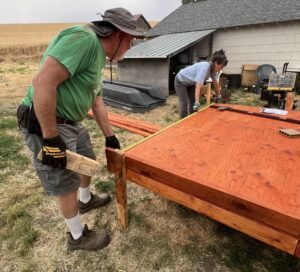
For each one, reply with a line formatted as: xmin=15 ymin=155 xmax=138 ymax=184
xmin=17 ymin=104 xmax=76 ymax=136
xmin=56 ymin=116 xmax=76 ymax=125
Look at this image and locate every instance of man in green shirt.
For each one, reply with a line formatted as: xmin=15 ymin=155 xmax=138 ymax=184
xmin=19 ymin=8 xmax=143 ymax=251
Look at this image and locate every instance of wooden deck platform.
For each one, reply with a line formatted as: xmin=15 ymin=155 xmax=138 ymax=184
xmin=106 ymin=104 xmax=300 ymax=257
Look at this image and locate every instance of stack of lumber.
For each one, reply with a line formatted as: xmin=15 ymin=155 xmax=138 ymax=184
xmin=87 ymin=110 xmax=162 ymax=137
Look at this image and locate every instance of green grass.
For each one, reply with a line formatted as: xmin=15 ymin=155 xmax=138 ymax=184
xmin=228 ymin=89 xmax=264 ymax=107
xmin=7 ymin=66 xmax=30 ymax=74
xmin=95 ymin=176 xmax=115 ymax=193
xmin=0 ymin=132 xmax=29 ymax=171
xmin=0 ymin=115 xmax=29 ymax=182
xmin=0 ymin=66 xmax=30 ymax=74
xmin=205 ymin=224 xmax=300 ymax=272
xmin=121 ymin=233 xmax=176 ymax=269
xmin=175 ymin=203 xmax=200 ymax=219
xmin=0 ymin=118 xmax=18 ymax=130
xmin=0 ymin=194 xmax=41 ymax=257
xmin=163 ymin=115 xmax=173 ymax=123
xmin=0 ymin=107 xmax=18 ymax=117
xmin=129 ymin=211 xmax=151 ymax=229
xmin=180 ymin=235 xmax=204 ymax=265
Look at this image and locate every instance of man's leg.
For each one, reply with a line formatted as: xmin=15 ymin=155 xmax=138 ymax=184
xmin=22 ymin=127 xmax=110 ymax=251
xmin=79 ymin=174 xmax=92 ymax=203
xmin=58 ymin=190 xmax=79 ymax=218
xmin=58 ymin=190 xmax=84 ymax=240
xmin=75 ymin=124 xmax=111 ymax=214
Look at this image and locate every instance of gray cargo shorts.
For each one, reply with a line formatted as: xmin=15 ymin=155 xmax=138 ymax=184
xmin=22 ymin=123 xmax=96 ymax=196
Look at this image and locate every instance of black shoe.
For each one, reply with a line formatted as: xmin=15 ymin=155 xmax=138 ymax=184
xmin=79 ymin=193 xmax=111 ymax=214
xmin=67 ymin=224 xmax=110 ymax=251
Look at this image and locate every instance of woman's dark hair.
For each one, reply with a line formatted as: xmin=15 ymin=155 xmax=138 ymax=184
xmin=211 ymin=49 xmax=228 ymax=67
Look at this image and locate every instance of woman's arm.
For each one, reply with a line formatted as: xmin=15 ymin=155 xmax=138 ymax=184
xmin=212 ymin=80 xmax=221 ymax=96
xmin=195 ymin=82 xmax=203 ymax=102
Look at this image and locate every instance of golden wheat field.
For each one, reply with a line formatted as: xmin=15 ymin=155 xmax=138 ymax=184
xmin=0 ymin=23 xmax=83 ymax=58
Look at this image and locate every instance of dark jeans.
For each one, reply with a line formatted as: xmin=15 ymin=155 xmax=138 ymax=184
xmin=174 ymin=75 xmax=195 ymax=119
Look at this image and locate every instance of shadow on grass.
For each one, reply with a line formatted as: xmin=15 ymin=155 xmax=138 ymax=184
xmin=205 ymin=223 xmax=300 ymax=272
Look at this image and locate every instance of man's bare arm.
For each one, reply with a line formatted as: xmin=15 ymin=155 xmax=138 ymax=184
xmin=91 ymin=96 xmax=113 ymax=137
xmin=32 ymin=56 xmax=69 ymax=138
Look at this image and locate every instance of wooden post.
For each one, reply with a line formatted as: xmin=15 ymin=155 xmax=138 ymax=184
xmin=206 ymin=83 xmax=211 ymax=105
xmin=295 ymin=241 xmax=300 ymax=258
xmin=285 ymin=92 xmax=295 ymax=111
xmin=114 ymin=151 xmax=128 ymax=229
xmin=106 ymin=148 xmax=128 ymax=229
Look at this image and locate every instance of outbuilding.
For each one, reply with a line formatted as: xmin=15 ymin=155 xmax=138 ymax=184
xmin=118 ymin=0 xmax=300 ymax=96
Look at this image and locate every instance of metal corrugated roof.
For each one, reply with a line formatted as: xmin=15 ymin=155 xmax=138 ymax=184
xmin=124 ymin=29 xmax=215 ymax=59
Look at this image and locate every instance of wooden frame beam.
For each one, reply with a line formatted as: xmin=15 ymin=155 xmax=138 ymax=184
xmin=125 ymin=156 xmax=300 ymax=238
xmin=295 ymin=241 xmax=300 ymax=258
xmin=127 ymin=169 xmax=299 ymax=256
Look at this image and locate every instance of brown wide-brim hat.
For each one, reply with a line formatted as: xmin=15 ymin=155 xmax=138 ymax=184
xmin=92 ymin=7 xmax=144 ymax=38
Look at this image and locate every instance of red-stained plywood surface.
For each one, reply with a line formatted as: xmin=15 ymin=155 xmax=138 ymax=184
xmin=125 ymin=105 xmax=300 ymax=236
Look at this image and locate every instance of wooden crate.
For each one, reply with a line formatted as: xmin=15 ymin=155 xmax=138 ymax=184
xmin=241 ymin=64 xmax=259 ymax=87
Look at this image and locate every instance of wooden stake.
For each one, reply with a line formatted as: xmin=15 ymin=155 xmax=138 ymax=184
xmin=106 ymin=149 xmax=128 ymax=229
xmin=285 ymin=92 xmax=295 ymax=111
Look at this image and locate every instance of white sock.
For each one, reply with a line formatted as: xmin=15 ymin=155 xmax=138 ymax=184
xmin=65 ymin=213 xmax=84 ymax=240
xmin=79 ymin=185 xmax=91 ymax=203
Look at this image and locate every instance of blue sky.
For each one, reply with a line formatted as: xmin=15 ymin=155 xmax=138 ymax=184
xmin=1 ymin=0 xmax=182 ymax=23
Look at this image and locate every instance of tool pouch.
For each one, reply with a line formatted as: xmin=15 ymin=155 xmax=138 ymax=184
xmin=16 ymin=104 xmax=30 ymax=129
xmin=27 ymin=103 xmax=42 ymax=135
xmin=17 ymin=103 xmax=42 ymax=136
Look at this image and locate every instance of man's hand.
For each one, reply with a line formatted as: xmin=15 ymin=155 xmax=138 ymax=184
xmin=193 ymin=102 xmax=201 ymax=112
xmin=42 ymin=135 xmax=67 ymax=169
xmin=105 ymin=135 xmax=120 ymax=149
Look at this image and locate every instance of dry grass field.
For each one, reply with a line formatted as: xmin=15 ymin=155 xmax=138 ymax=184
xmin=0 ymin=24 xmax=300 ymax=272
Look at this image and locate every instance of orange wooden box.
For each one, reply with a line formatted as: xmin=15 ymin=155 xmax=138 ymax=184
xmin=106 ymin=105 xmax=300 ymax=257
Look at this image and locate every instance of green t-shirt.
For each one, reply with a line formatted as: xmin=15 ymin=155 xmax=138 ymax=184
xmin=22 ymin=25 xmax=106 ymax=121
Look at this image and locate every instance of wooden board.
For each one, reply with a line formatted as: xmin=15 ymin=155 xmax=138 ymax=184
xmin=124 ymin=105 xmax=300 ymax=238
xmin=127 ymin=169 xmax=298 ymax=255
xmin=279 ymin=128 xmax=300 ymax=138
xmin=38 ymin=149 xmax=99 ymax=176
xmin=87 ymin=110 xmax=162 ymax=136
xmin=296 ymin=241 xmax=300 ymax=258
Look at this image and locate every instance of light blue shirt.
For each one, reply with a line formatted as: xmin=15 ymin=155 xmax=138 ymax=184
xmin=177 ymin=61 xmax=218 ymax=85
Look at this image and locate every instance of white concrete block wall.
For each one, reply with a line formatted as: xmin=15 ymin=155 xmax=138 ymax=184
xmin=212 ymin=21 xmax=300 ymax=74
